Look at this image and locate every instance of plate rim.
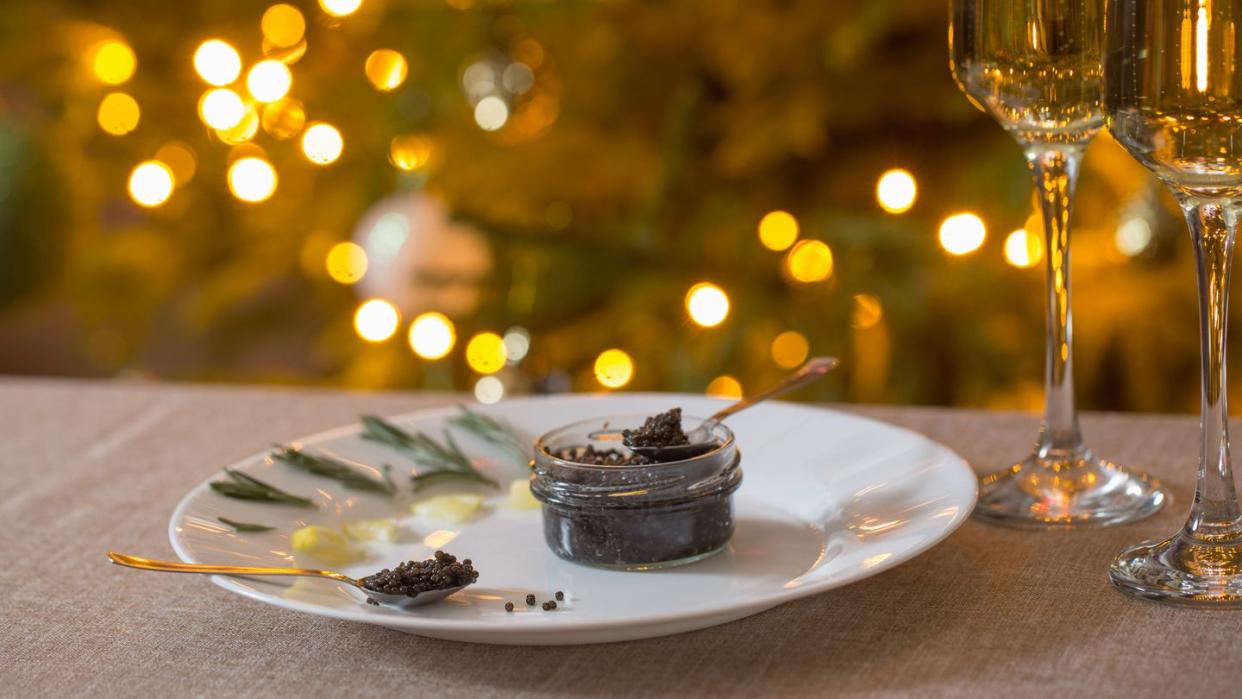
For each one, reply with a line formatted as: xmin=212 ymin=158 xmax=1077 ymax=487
xmin=168 ymin=393 xmax=978 ymax=635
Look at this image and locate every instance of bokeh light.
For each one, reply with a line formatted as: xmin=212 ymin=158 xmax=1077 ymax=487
xmin=503 ymin=327 xmax=530 ymax=364
xmin=594 ymin=349 xmax=634 ymax=389
xmin=706 ymin=375 xmax=743 ymax=399
xmin=474 ymin=376 xmax=504 ymax=404
xmin=474 ymin=96 xmax=509 ymax=131
xmin=1003 ymin=228 xmax=1043 ymax=268
xmin=320 ymin=0 xmax=362 ymax=17
xmin=876 ymin=169 xmax=917 ymax=214
xmin=1115 ymin=218 xmax=1153 ymax=257
xmin=91 ymin=40 xmax=136 ymax=85
xmin=261 ymin=98 xmax=306 ymax=139
xmin=215 ymin=105 xmax=259 ymax=144
xmin=851 ymin=294 xmax=884 ymax=329
xmin=262 ymin=5 xmax=306 ymax=48
xmin=227 ymin=157 xmax=277 ymax=203
xmin=365 ymin=49 xmax=408 ymax=91
xmin=771 ymin=331 xmax=809 ymax=369
xmin=466 ymin=332 xmax=507 ymax=374
xmin=938 ymin=213 xmax=986 ymax=256
xmin=758 ymin=210 xmax=799 ymax=251
xmin=389 ymin=134 xmax=435 ymax=171
xmin=128 ymin=161 xmax=174 ymax=208
xmin=247 ymin=60 xmax=292 ymax=102
xmin=193 ymin=40 xmax=241 ymax=86
xmin=325 ymin=241 xmax=368 ymax=284
xmin=154 ymin=142 xmax=196 ymax=185
xmin=408 ymin=312 xmax=456 ymax=360
xmin=97 ymin=92 xmax=140 ymax=135
xmin=785 ymin=240 xmax=834 ymax=282
xmin=353 ymin=299 xmax=399 ymax=342
xmin=301 ymin=122 xmax=343 ymax=165
xmin=199 ymin=88 xmax=245 ymax=130
xmin=685 ymin=283 xmax=730 ymax=328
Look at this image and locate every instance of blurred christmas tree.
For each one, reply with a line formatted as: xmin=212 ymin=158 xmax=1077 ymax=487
xmin=0 ymin=0 xmax=1213 ymax=412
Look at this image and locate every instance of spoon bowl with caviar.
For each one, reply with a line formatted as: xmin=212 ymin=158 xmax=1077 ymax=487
xmin=107 ymin=550 xmax=478 ymax=611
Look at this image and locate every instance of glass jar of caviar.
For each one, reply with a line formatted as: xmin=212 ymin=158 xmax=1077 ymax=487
xmin=531 ymin=414 xmax=742 ymax=570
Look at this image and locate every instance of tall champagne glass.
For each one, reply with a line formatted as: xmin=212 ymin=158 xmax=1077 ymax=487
xmin=1106 ymin=0 xmax=1242 ymax=603
xmin=950 ymin=0 xmax=1168 ymax=526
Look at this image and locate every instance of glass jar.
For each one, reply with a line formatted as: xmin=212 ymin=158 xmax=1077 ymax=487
xmin=531 ymin=414 xmax=742 ymax=570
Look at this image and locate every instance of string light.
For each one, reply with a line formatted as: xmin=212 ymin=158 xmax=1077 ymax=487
xmin=353 ymin=299 xmax=399 ymax=342
xmin=193 ymin=40 xmax=241 ymax=86
xmin=247 ymin=60 xmax=292 ymax=102
xmin=706 ymin=375 xmax=743 ymax=399
xmin=199 ymin=88 xmax=245 ymax=130
xmin=301 ymin=122 xmax=343 ymax=165
xmin=474 ymin=376 xmax=504 ymax=404
xmin=408 ymin=312 xmax=456 ymax=360
xmin=466 ymin=332 xmax=507 ymax=374
xmin=876 ymin=169 xmax=917 ymax=214
xmin=365 ymin=49 xmax=408 ymax=91
xmin=685 ymin=283 xmax=730 ymax=327
xmin=1003 ymin=228 xmax=1043 ymax=268
xmin=97 ymin=92 xmax=140 ymax=135
xmin=154 ymin=142 xmax=197 ymax=185
xmin=325 ymin=242 xmax=368 ymax=284
xmin=319 ymin=0 xmax=362 ymax=17
xmin=594 ymin=349 xmax=634 ymax=389
xmin=938 ymin=213 xmax=986 ymax=256
xmin=128 ymin=161 xmax=174 ymax=208
xmin=262 ymin=4 xmax=306 ymax=48
xmin=91 ymin=40 xmax=136 ymax=85
xmin=758 ymin=210 xmax=799 ymax=251
xmin=851 ymin=294 xmax=883 ymax=329
xmin=785 ymin=240 xmax=834 ymax=282
xmin=261 ymin=98 xmax=306 ymax=139
xmin=474 ymin=96 xmax=509 ymax=131
xmin=771 ymin=331 xmax=809 ymax=369
xmin=227 ymin=157 xmax=277 ymax=203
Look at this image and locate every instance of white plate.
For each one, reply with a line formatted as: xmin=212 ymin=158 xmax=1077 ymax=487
xmin=170 ymin=394 xmax=976 ymax=645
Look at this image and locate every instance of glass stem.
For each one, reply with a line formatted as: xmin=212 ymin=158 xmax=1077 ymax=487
xmin=1025 ymin=146 xmax=1086 ymax=460
xmin=1180 ymin=196 xmax=1242 ymax=542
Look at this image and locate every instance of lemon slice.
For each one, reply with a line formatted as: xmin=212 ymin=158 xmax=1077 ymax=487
xmin=290 ymin=525 xmax=362 ymax=564
xmin=410 ymin=494 xmax=484 ymax=523
xmin=504 ymin=478 xmax=541 ymax=510
xmin=341 ymin=517 xmax=398 ymax=543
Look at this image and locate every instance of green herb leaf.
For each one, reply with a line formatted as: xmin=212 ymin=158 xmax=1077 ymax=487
xmin=448 ymin=405 xmax=529 ymax=464
xmin=270 ymin=445 xmax=397 ymax=495
xmin=217 ymin=516 xmax=276 ymax=532
xmin=210 ymin=468 xmax=316 ymax=507
xmin=360 ymin=414 xmax=499 ymax=489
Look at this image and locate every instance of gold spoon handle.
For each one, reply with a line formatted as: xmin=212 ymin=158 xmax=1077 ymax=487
xmin=107 ymin=552 xmax=357 ymax=585
xmin=708 ymin=356 xmax=840 ymax=423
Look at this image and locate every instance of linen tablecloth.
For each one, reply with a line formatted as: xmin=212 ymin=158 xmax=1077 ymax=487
xmin=3 ymin=378 xmax=1239 ymax=697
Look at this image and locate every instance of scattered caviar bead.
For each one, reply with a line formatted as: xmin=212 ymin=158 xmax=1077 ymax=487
xmin=504 ymin=601 xmax=514 ymax=612
xmin=526 ymin=594 xmax=537 ymax=605
xmin=555 ymin=590 xmax=564 ymax=601
xmin=542 ymin=600 xmax=557 ymax=610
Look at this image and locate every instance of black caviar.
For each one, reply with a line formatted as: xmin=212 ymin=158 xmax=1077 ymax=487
xmin=359 ymin=551 xmax=478 ymax=596
xmin=550 ymin=445 xmax=650 ymax=466
xmin=622 ymin=408 xmax=689 ymax=448
xmin=525 ymin=593 xmax=537 ymax=605
xmin=555 ymin=590 xmax=564 ymax=601
xmin=542 ymin=600 xmax=557 ymax=611
xmin=505 ymin=601 xmax=514 ymax=612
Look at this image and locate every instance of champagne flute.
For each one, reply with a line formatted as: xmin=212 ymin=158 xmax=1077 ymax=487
xmin=950 ymin=0 xmax=1168 ymax=526
xmin=1106 ymin=0 xmax=1242 ymax=604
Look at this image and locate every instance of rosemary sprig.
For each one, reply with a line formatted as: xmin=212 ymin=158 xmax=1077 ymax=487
xmin=217 ymin=516 xmax=275 ymax=533
xmin=448 ymin=405 xmax=529 ymax=463
xmin=209 ymin=468 xmax=316 ymax=507
xmin=270 ymin=445 xmax=396 ymax=495
xmin=360 ymin=415 xmax=499 ymax=489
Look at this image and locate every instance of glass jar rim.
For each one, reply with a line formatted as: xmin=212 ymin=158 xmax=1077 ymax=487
xmin=533 ymin=413 xmax=736 ymax=470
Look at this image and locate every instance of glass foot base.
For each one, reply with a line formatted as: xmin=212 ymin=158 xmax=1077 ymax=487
xmin=974 ymin=451 xmax=1168 ymax=528
xmin=1110 ymin=535 xmax=1242 ymax=606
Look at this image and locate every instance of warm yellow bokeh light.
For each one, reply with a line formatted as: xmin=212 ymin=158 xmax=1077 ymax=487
xmin=365 ymin=49 xmax=408 ymax=91
xmin=685 ymin=282 xmax=730 ymax=328
xmin=851 ymin=294 xmax=883 ymax=329
xmin=216 ymin=106 xmax=260 ymax=144
xmin=247 ymin=60 xmax=292 ymax=103
xmin=389 ymin=134 xmax=435 ymax=171
xmin=758 ymin=210 xmax=799 ymax=251
xmin=771 ymin=330 xmax=809 ymax=369
xmin=97 ymin=92 xmax=140 ymax=135
xmin=594 ymin=349 xmax=634 ymax=389
xmin=128 ymin=161 xmax=174 ymax=208
xmin=301 ymin=122 xmax=343 ymax=165
xmin=786 ymin=240 xmax=834 ymax=282
xmin=154 ymin=142 xmax=197 ymax=185
xmin=1004 ymin=228 xmax=1043 ymax=268
xmin=408 ymin=312 xmax=456 ymax=360
xmin=261 ymin=98 xmax=306 ymax=139
xmin=474 ymin=96 xmax=509 ymax=131
xmin=353 ymin=299 xmax=400 ymax=342
xmin=320 ymin=0 xmax=362 ymax=17
xmin=706 ymin=375 xmax=743 ymax=399
xmin=938 ymin=213 xmax=987 ymax=256
xmin=466 ymin=332 xmax=508 ymax=374
xmin=325 ymin=242 xmax=368 ymax=284
xmin=193 ymin=40 xmax=241 ymax=86
xmin=199 ymin=89 xmax=245 ymax=130
xmin=262 ymin=5 xmax=306 ymax=48
xmin=876 ymin=168 xmax=917 ymax=214
xmin=91 ymin=40 xmax=136 ymax=85
xmin=227 ymin=157 xmax=277 ymax=203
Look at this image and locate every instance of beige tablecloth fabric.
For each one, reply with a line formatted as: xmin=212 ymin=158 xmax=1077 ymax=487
xmin=3 ymin=378 xmax=1241 ymax=697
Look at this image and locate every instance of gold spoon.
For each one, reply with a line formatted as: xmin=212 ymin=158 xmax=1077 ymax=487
xmin=106 ymin=552 xmax=469 ymax=610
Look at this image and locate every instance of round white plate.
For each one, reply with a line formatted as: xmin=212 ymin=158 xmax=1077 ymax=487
xmin=170 ymin=394 xmax=976 ymax=645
